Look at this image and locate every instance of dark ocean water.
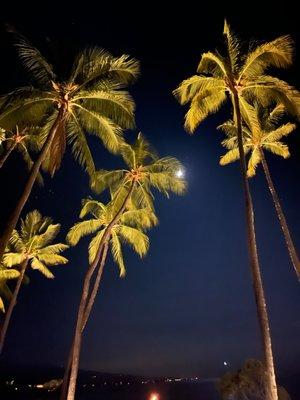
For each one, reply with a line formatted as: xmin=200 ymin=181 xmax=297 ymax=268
xmin=2 ymin=381 xmax=220 ymax=400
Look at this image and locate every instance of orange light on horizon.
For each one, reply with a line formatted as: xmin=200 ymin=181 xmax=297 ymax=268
xmin=149 ymin=392 xmax=160 ymax=400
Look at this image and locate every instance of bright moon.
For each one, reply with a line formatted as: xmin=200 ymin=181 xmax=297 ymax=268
xmin=176 ymin=169 xmax=184 ymax=178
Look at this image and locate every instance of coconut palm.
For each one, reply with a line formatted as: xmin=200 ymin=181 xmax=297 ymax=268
xmin=64 ymin=135 xmax=186 ymax=400
xmin=0 ymin=265 xmax=20 ymax=313
xmin=0 ymin=125 xmax=43 ymax=184
xmin=173 ymin=20 xmax=300 ymax=400
xmin=0 ymin=210 xmax=68 ymax=354
xmin=219 ymin=102 xmax=299 ymax=279
xmin=0 ymin=31 xmax=139 ymax=260
xmin=60 ymin=199 xmax=157 ymax=400
xmin=0 ymin=125 xmax=38 ymax=168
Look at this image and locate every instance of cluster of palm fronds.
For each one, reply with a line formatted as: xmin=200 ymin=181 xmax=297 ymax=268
xmin=174 ymin=20 xmax=300 ymax=400
xmin=0 ymin=30 xmax=186 ymax=400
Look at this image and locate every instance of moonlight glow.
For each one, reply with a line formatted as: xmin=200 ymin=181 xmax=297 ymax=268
xmin=176 ymin=169 xmax=184 ymax=178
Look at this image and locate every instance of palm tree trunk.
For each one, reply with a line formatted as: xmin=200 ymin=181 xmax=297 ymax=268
xmin=0 ymin=142 xmax=16 ymax=168
xmin=81 ymin=243 xmax=109 ymax=330
xmin=0 ymin=259 xmax=28 ymax=354
xmin=60 ymin=340 xmax=74 ymax=400
xmin=261 ymin=150 xmax=300 ymax=280
xmin=66 ymin=181 xmax=136 ymax=400
xmin=60 ymin=244 xmax=108 ymax=400
xmin=232 ymin=90 xmax=277 ymax=400
xmin=0 ymin=106 xmax=67 ymax=262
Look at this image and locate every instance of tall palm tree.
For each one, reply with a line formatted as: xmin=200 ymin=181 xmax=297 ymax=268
xmin=0 ymin=210 xmax=68 ymax=354
xmin=0 ymin=265 xmax=20 ymax=313
xmin=173 ymin=20 xmax=299 ymax=400
xmin=219 ymin=102 xmax=299 ymax=280
xmin=60 ymin=199 xmax=157 ymax=400
xmin=0 ymin=31 xmax=139 ymax=260
xmin=64 ymin=134 xmax=186 ymax=400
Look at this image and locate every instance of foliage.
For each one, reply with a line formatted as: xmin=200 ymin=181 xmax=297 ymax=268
xmin=67 ymin=199 xmax=158 ymax=276
xmin=218 ymin=359 xmax=291 ymax=400
xmin=0 ymin=265 xmax=20 ymax=312
xmin=219 ymin=102 xmax=296 ymax=176
xmin=0 ymin=33 xmax=140 ymax=177
xmin=173 ymin=20 xmax=300 ymax=133
xmin=91 ymin=133 xmax=187 ymax=210
xmin=3 ymin=210 xmax=68 ymax=278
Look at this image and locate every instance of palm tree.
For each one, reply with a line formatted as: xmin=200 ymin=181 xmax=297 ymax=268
xmin=64 ymin=134 xmax=186 ymax=400
xmin=0 ymin=210 xmax=68 ymax=354
xmin=173 ymin=20 xmax=299 ymax=400
xmin=0 ymin=31 xmax=139 ymax=260
xmin=0 ymin=265 xmax=20 ymax=313
xmin=61 ymin=201 xmax=157 ymax=400
xmin=0 ymin=125 xmax=39 ymax=169
xmin=219 ymin=102 xmax=300 ymax=279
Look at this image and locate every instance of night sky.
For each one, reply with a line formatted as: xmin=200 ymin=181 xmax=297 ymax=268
xmin=0 ymin=3 xmax=300 ymax=382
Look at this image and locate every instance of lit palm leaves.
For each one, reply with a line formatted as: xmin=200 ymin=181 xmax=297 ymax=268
xmin=219 ymin=103 xmax=296 ymax=175
xmin=173 ymin=20 xmax=300 ymax=133
xmin=0 ymin=125 xmax=43 ymax=178
xmin=67 ymin=199 xmax=157 ymax=276
xmin=3 ymin=210 xmax=68 ymax=278
xmin=68 ymin=133 xmax=186 ymax=274
xmin=92 ymin=133 xmax=186 ymax=210
xmin=0 ymin=265 xmax=20 ymax=312
xmin=0 ymin=35 xmax=139 ymax=176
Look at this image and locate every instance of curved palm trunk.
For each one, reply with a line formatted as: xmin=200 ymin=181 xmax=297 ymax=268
xmin=232 ymin=91 xmax=277 ymax=400
xmin=0 ymin=106 xmax=67 ymax=261
xmin=60 ymin=244 xmax=108 ymax=400
xmin=82 ymin=243 xmax=109 ymax=330
xmin=66 ymin=182 xmax=135 ymax=400
xmin=0 ymin=259 xmax=28 ymax=354
xmin=0 ymin=143 xmax=16 ymax=168
xmin=261 ymin=150 xmax=300 ymax=280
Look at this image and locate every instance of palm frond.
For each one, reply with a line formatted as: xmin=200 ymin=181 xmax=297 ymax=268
xmin=88 ymin=229 xmax=106 ymax=264
xmin=90 ymin=169 xmax=125 ymax=194
xmin=36 ymin=253 xmax=68 ymax=266
xmin=238 ymin=35 xmax=294 ymax=81
xmin=110 ymin=231 xmax=126 ymax=277
xmin=118 ymin=225 xmax=149 ymax=257
xmin=264 ymin=142 xmax=290 ymax=158
xmin=67 ymin=114 xmax=96 ymax=176
xmin=263 ymin=122 xmax=296 ymax=142
xmin=220 ymin=147 xmax=249 ymax=165
xmin=247 ymin=147 xmax=261 ymax=177
xmin=79 ymin=199 xmax=107 ymax=219
xmin=12 ymin=31 xmax=56 ymax=87
xmin=67 ymin=219 xmax=103 ymax=246
xmin=184 ymin=90 xmax=227 ymax=133
xmin=74 ymin=104 xmax=125 ymax=154
xmin=173 ymin=76 xmax=226 ymax=105
xmin=197 ymin=52 xmax=227 ymax=76
xmin=223 ymin=19 xmax=241 ymax=74
xmin=31 ymin=258 xmax=54 ymax=278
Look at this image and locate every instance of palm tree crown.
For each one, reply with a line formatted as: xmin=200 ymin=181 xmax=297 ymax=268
xmin=67 ymin=199 xmax=157 ymax=276
xmin=0 ymin=33 xmax=140 ymax=176
xmin=3 ymin=210 xmax=68 ymax=278
xmin=92 ymin=133 xmax=187 ymax=210
xmin=173 ymin=20 xmax=300 ymax=133
xmin=219 ymin=103 xmax=296 ymax=176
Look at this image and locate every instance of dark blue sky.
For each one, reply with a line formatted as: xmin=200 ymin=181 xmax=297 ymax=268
xmin=0 ymin=3 xmax=300 ymax=382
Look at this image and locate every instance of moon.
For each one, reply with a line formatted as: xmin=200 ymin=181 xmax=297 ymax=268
xmin=176 ymin=169 xmax=184 ymax=178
